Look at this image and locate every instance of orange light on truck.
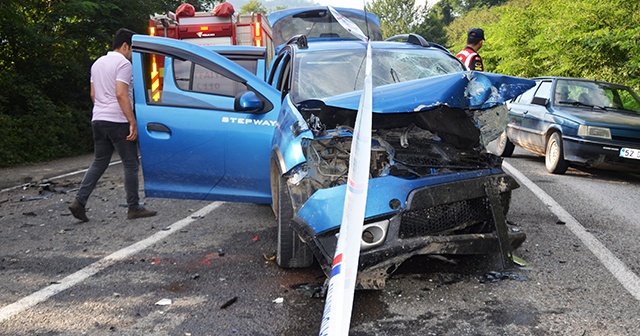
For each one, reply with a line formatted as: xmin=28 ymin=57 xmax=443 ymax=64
xmin=201 ymin=26 xmax=209 ymax=31
xmin=149 ymin=27 xmax=156 ymax=36
xmin=254 ymin=22 xmax=262 ymax=47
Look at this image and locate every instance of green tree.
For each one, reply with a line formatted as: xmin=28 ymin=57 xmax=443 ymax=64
xmin=0 ymin=0 xmax=209 ymax=167
xmin=470 ymin=0 xmax=640 ymax=91
xmin=366 ymin=0 xmax=421 ymax=39
xmin=240 ymin=0 xmax=268 ymax=14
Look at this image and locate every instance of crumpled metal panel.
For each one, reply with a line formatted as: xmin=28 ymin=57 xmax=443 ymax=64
xmin=320 ymin=71 xmax=535 ymax=113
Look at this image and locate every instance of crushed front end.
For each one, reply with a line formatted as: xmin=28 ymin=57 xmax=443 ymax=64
xmin=284 ymin=103 xmax=523 ymax=288
xmin=279 ymin=72 xmax=534 ymax=289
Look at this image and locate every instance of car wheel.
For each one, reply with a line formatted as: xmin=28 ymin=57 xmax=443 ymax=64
xmin=273 ymin=164 xmax=314 ymax=268
xmin=545 ymin=132 xmax=568 ymax=174
xmin=494 ymin=130 xmax=515 ymax=157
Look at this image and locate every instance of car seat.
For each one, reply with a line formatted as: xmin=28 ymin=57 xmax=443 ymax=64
xmin=578 ymin=92 xmax=590 ymax=104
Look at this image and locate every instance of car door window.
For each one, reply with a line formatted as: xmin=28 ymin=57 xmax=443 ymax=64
xmin=517 ymin=84 xmax=537 ymax=104
xmin=534 ymin=81 xmax=552 ymax=100
xmin=140 ymin=52 xmax=248 ymax=111
xmin=174 ymin=59 xmax=248 ymax=97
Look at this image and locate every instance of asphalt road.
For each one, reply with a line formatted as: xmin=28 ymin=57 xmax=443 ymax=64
xmin=0 ymin=149 xmax=639 ymax=335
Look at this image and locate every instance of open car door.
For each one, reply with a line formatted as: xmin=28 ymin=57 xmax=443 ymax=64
xmin=131 ymin=35 xmax=281 ymax=203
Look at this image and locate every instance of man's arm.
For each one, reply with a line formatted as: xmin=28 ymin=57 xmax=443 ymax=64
xmin=115 ymin=81 xmax=138 ymax=141
xmin=470 ymin=56 xmax=484 ymax=71
xmin=90 ymin=82 xmax=95 ymax=104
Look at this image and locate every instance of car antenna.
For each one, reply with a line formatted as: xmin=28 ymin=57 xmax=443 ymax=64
xmin=363 ymin=0 xmax=371 ymax=40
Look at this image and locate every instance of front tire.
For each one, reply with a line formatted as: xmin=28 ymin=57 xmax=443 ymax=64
xmin=545 ymin=132 xmax=568 ymax=174
xmin=273 ymin=164 xmax=314 ymax=268
xmin=494 ymin=130 xmax=515 ymax=157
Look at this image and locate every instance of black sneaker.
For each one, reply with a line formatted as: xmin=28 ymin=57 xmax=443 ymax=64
xmin=69 ymin=200 xmax=89 ymax=222
xmin=127 ymin=206 xmax=157 ymax=220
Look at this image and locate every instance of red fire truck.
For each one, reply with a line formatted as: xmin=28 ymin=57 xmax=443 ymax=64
xmin=148 ymin=3 xmax=273 ymax=50
xmin=146 ymin=3 xmax=274 ymax=101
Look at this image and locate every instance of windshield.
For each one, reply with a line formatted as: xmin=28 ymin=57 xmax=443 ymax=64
xmin=554 ymin=79 xmax=640 ymax=113
xmin=292 ymin=48 xmax=464 ymax=103
xmin=272 ymin=10 xmax=383 ymax=46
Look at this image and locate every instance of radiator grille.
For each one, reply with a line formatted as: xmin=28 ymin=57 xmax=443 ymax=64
xmin=399 ymin=196 xmax=493 ymax=238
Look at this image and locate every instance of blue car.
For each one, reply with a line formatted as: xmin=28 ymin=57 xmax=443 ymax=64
xmin=131 ymin=33 xmax=534 ymax=288
xmin=496 ymin=77 xmax=640 ymax=174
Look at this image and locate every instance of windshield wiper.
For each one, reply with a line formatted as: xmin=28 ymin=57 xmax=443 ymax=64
xmin=390 ymin=68 xmax=400 ymax=83
xmin=558 ymin=100 xmax=606 ymax=110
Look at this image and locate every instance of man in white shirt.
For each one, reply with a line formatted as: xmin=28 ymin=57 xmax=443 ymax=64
xmin=69 ymin=28 xmax=156 ymax=222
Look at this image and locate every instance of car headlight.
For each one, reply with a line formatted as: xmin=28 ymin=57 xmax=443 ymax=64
xmin=578 ymin=125 xmax=611 ymax=139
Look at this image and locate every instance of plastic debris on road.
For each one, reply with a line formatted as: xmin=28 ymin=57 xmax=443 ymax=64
xmin=155 ymin=298 xmax=172 ymax=306
xmin=479 ymin=271 xmax=528 ymax=283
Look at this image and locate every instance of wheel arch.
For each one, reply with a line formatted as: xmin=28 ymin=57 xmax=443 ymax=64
xmin=544 ymin=126 xmax=564 ymax=154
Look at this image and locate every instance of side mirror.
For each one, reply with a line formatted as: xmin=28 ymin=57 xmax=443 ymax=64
xmin=234 ymin=91 xmax=263 ymax=112
xmin=531 ymin=96 xmax=549 ymax=106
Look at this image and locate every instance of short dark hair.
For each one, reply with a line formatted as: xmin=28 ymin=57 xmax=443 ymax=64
xmin=112 ymin=28 xmax=136 ymax=50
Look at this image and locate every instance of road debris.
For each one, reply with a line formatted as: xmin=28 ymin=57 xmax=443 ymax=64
xmin=20 ymin=192 xmax=52 ymax=202
xmin=220 ymin=296 xmax=238 ymax=309
xmin=272 ymin=297 xmax=284 ymax=304
xmin=290 ymin=282 xmax=326 ymax=298
xmin=263 ymin=253 xmax=275 ymax=262
xmin=155 ymin=298 xmax=172 ymax=306
xmin=479 ymin=271 xmax=528 ymax=283
xmin=512 ymin=255 xmax=529 ymax=267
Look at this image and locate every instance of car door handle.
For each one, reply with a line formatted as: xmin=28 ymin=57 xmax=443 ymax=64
xmin=147 ymin=123 xmax=171 ymax=134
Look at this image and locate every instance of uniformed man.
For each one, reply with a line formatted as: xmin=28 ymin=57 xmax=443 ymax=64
xmin=456 ymin=28 xmax=485 ymax=71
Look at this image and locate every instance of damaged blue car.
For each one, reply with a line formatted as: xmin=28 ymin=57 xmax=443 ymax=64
xmin=131 ymin=33 xmax=534 ymax=288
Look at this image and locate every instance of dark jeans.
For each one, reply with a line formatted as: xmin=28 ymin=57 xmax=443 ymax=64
xmin=76 ymin=121 xmax=140 ymax=210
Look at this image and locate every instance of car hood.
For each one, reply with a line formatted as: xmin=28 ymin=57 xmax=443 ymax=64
xmin=555 ymin=107 xmax=640 ymax=129
xmin=320 ymin=71 xmax=535 ymax=113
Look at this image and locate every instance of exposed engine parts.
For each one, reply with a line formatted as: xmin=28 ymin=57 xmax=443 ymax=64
xmin=300 ymin=111 xmax=501 ymax=189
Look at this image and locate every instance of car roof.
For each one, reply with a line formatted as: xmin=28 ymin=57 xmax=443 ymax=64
xmin=268 ymin=6 xmax=381 ymax=27
xmin=534 ymin=76 xmax=630 ymax=88
xmin=288 ymin=39 xmax=451 ymax=54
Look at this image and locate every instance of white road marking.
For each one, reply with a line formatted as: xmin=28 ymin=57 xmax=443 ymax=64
xmin=0 ymin=201 xmax=224 ymax=323
xmin=503 ymin=161 xmax=640 ymax=301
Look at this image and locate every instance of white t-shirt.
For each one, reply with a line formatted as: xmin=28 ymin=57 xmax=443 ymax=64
xmin=90 ymin=51 xmax=133 ymax=123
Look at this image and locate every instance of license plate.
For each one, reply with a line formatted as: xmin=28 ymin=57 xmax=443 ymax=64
xmin=620 ymin=147 xmax=640 ymax=160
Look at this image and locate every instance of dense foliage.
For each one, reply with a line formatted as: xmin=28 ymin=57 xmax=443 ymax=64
xmin=1 ymin=0 xmax=639 ymax=167
xmin=0 ymin=0 xmax=208 ymax=167
xmin=368 ymin=0 xmax=639 ymax=92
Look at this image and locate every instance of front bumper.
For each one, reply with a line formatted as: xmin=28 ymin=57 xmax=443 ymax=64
xmin=564 ymin=136 xmax=640 ymax=171
xmin=293 ymin=172 xmax=524 ymax=289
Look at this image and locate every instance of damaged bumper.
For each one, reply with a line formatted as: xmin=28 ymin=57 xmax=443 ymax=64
xmin=293 ymin=172 xmax=523 ymax=289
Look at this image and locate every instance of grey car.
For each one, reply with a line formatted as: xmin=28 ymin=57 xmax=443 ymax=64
xmin=495 ymin=77 xmax=640 ymax=174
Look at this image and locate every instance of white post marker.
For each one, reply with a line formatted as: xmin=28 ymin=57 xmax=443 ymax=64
xmin=319 ymin=7 xmax=372 ymax=336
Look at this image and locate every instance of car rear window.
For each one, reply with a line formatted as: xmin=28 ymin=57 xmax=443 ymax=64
xmin=272 ymin=10 xmax=382 ymax=46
